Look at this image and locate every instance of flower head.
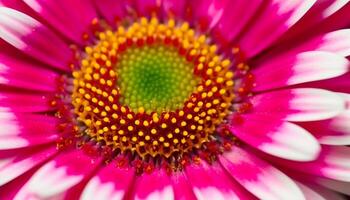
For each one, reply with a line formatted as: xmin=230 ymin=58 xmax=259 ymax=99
xmin=0 ymin=0 xmax=350 ymax=199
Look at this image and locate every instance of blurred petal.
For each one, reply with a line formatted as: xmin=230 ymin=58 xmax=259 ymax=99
xmin=81 ymin=164 xmax=134 ymax=200
xmin=212 ymin=0 xmax=262 ymax=45
xmin=133 ymin=169 xmax=174 ymax=200
xmin=94 ymin=0 xmax=128 ymax=25
xmin=0 ymin=92 xmax=56 ymax=113
xmin=23 ymin=0 xmax=97 ymax=44
xmin=250 ymin=88 xmax=345 ymax=122
xmin=0 ymin=7 xmax=72 ymax=71
xmin=0 ymin=145 xmax=57 ymax=186
xmin=273 ymin=146 xmax=350 ymax=182
xmin=253 ymin=51 xmax=349 ymax=91
xmin=229 ymin=114 xmax=320 ymax=161
xmin=297 ymin=182 xmax=346 ymax=200
xmin=219 ymin=147 xmax=305 ymax=200
xmin=14 ymin=150 xmax=101 ymax=199
xmin=238 ymin=0 xmax=316 ymax=57
xmin=0 ymin=52 xmax=59 ymax=92
xmin=185 ymin=161 xmax=257 ymax=200
xmin=0 ymin=113 xmax=60 ymax=149
xmin=171 ymin=172 xmax=197 ymax=200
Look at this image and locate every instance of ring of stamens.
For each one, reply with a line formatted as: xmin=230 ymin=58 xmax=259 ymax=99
xmin=71 ymin=17 xmax=237 ymax=165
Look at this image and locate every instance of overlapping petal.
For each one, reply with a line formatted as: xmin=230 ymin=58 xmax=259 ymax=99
xmin=0 ymin=1 xmax=349 ymax=199
xmin=219 ymin=147 xmax=305 ymax=200
xmin=14 ymin=150 xmax=101 ymax=199
xmin=0 ymin=7 xmax=72 ymax=71
xmin=23 ymin=0 xmax=97 ymax=44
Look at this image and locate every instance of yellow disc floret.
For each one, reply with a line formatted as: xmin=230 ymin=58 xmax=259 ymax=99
xmin=71 ymin=17 xmax=236 ymax=161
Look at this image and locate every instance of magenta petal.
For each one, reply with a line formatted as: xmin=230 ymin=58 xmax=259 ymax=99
xmin=133 ymin=169 xmax=174 ymax=200
xmin=300 ymin=107 xmax=350 ymax=145
xmin=297 ymin=181 xmax=346 ymax=200
xmin=253 ymin=51 xmax=349 ymax=92
xmin=134 ymin=0 xmax=160 ymax=17
xmin=279 ymin=0 xmax=350 ymax=43
xmin=23 ymin=0 xmax=97 ymax=44
xmin=0 ymin=92 xmax=56 ymax=113
xmin=289 ymin=29 xmax=350 ymax=57
xmin=0 ymin=165 xmax=38 ymax=200
xmin=187 ymin=0 xmax=230 ymax=31
xmin=250 ymin=88 xmax=345 ymax=122
xmin=315 ymin=177 xmax=350 ymax=196
xmin=0 ymin=145 xmax=57 ymax=186
xmin=238 ymin=0 xmax=316 ymax=58
xmin=213 ymin=0 xmax=262 ymax=45
xmin=300 ymin=72 xmax=350 ymax=94
xmin=312 ymin=3 xmax=350 ymax=36
xmin=14 ymin=150 xmax=101 ymax=199
xmin=162 ymin=0 xmax=186 ymax=19
xmin=0 ymin=7 xmax=72 ymax=71
xmin=93 ymin=0 xmax=128 ymax=25
xmin=80 ymin=164 xmax=134 ymax=200
xmin=257 ymin=29 xmax=350 ymax=65
xmin=229 ymin=114 xmax=320 ymax=161
xmin=273 ymin=146 xmax=350 ymax=182
xmin=171 ymin=172 xmax=197 ymax=200
xmin=0 ymin=52 xmax=59 ymax=92
xmin=185 ymin=160 xmax=256 ymax=200
xmin=0 ymin=113 xmax=61 ymax=149
xmin=219 ymin=147 xmax=304 ymax=200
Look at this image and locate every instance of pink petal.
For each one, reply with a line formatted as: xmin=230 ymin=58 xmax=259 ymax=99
xmin=80 ymin=164 xmax=135 ymax=200
xmin=0 ymin=52 xmax=59 ymax=92
xmin=274 ymin=146 xmax=350 ymax=182
xmin=162 ymin=0 xmax=186 ymax=18
xmin=238 ymin=0 xmax=316 ymax=58
xmin=0 ymin=92 xmax=56 ymax=113
xmin=310 ymin=146 xmax=350 ymax=182
xmin=255 ymin=28 xmax=350 ymax=66
xmin=185 ymin=160 xmax=256 ymax=200
xmin=250 ymin=88 xmax=345 ymax=122
xmin=23 ymin=0 xmax=97 ymax=44
xmin=0 ymin=7 xmax=72 ymax=71
xmin=290 ymin=29 xmax=350 ymax=57
xmin=93 ymin=0 xmax=128 ymax=25
xmin=186 ymin=0 xmax=230 ymax=31
xmin=313 ymin=3 xmax=350 ymax=36
xmin=0 ymin=112 xmax=60 ymax=149
xmin=0 ymin=165 xmax=37 ymax=200
xmin=134 ymin=0 xmax=161 ymax=17
xmin=212 ymin=0 xmax=262 ymax=45
xmin=0 ymin=145 xmax=57 ymax=186
xmin=315 ymin=177 xmax=350 ymax=196
xmin=300 ymin=110 xmax=350 ymax=145
xmin=171 ymin=172 xmax=197 ymax=200
xmin=133 ymin=169 xmax=174 ymax=200
xmin=14 ymin=150 xmax=101 ymax=199
xmin=300 ymin=72 xmax=350 ymax=94
xmin=279 ymin=0 xmax=350 ymax=43
xmin=219 ymin=147 xmax=305 ymax=200
xmin=229 ymin=114 xmax=320 ymax=161
xmin=253 ymin=51 xmax=349 ymax=91
xmin=0 ymin=0 xmax=38 ymax=16
xmin=297 ymin=182 xmax=346 ymax=200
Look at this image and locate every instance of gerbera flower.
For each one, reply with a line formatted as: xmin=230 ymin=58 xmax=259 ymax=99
xmin=1 ymin=0 xmax=350 ymax=199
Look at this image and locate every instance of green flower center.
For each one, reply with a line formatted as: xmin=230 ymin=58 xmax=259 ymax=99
xmin=117 ymin=45 xmax=200 ymax=114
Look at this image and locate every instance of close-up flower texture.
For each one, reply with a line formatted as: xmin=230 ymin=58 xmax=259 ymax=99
xmin=1 ymin=0 xmax=350 ymax=199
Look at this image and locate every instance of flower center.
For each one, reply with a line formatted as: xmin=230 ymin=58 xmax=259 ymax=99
xmin=58 ymin=17 xmax=253 ymax=173
xmin=117 ymin=45 xmax=200 ymax=114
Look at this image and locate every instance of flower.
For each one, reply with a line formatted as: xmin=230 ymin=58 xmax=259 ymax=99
xmin=1 ymin=0 xmax=350 ymax=199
